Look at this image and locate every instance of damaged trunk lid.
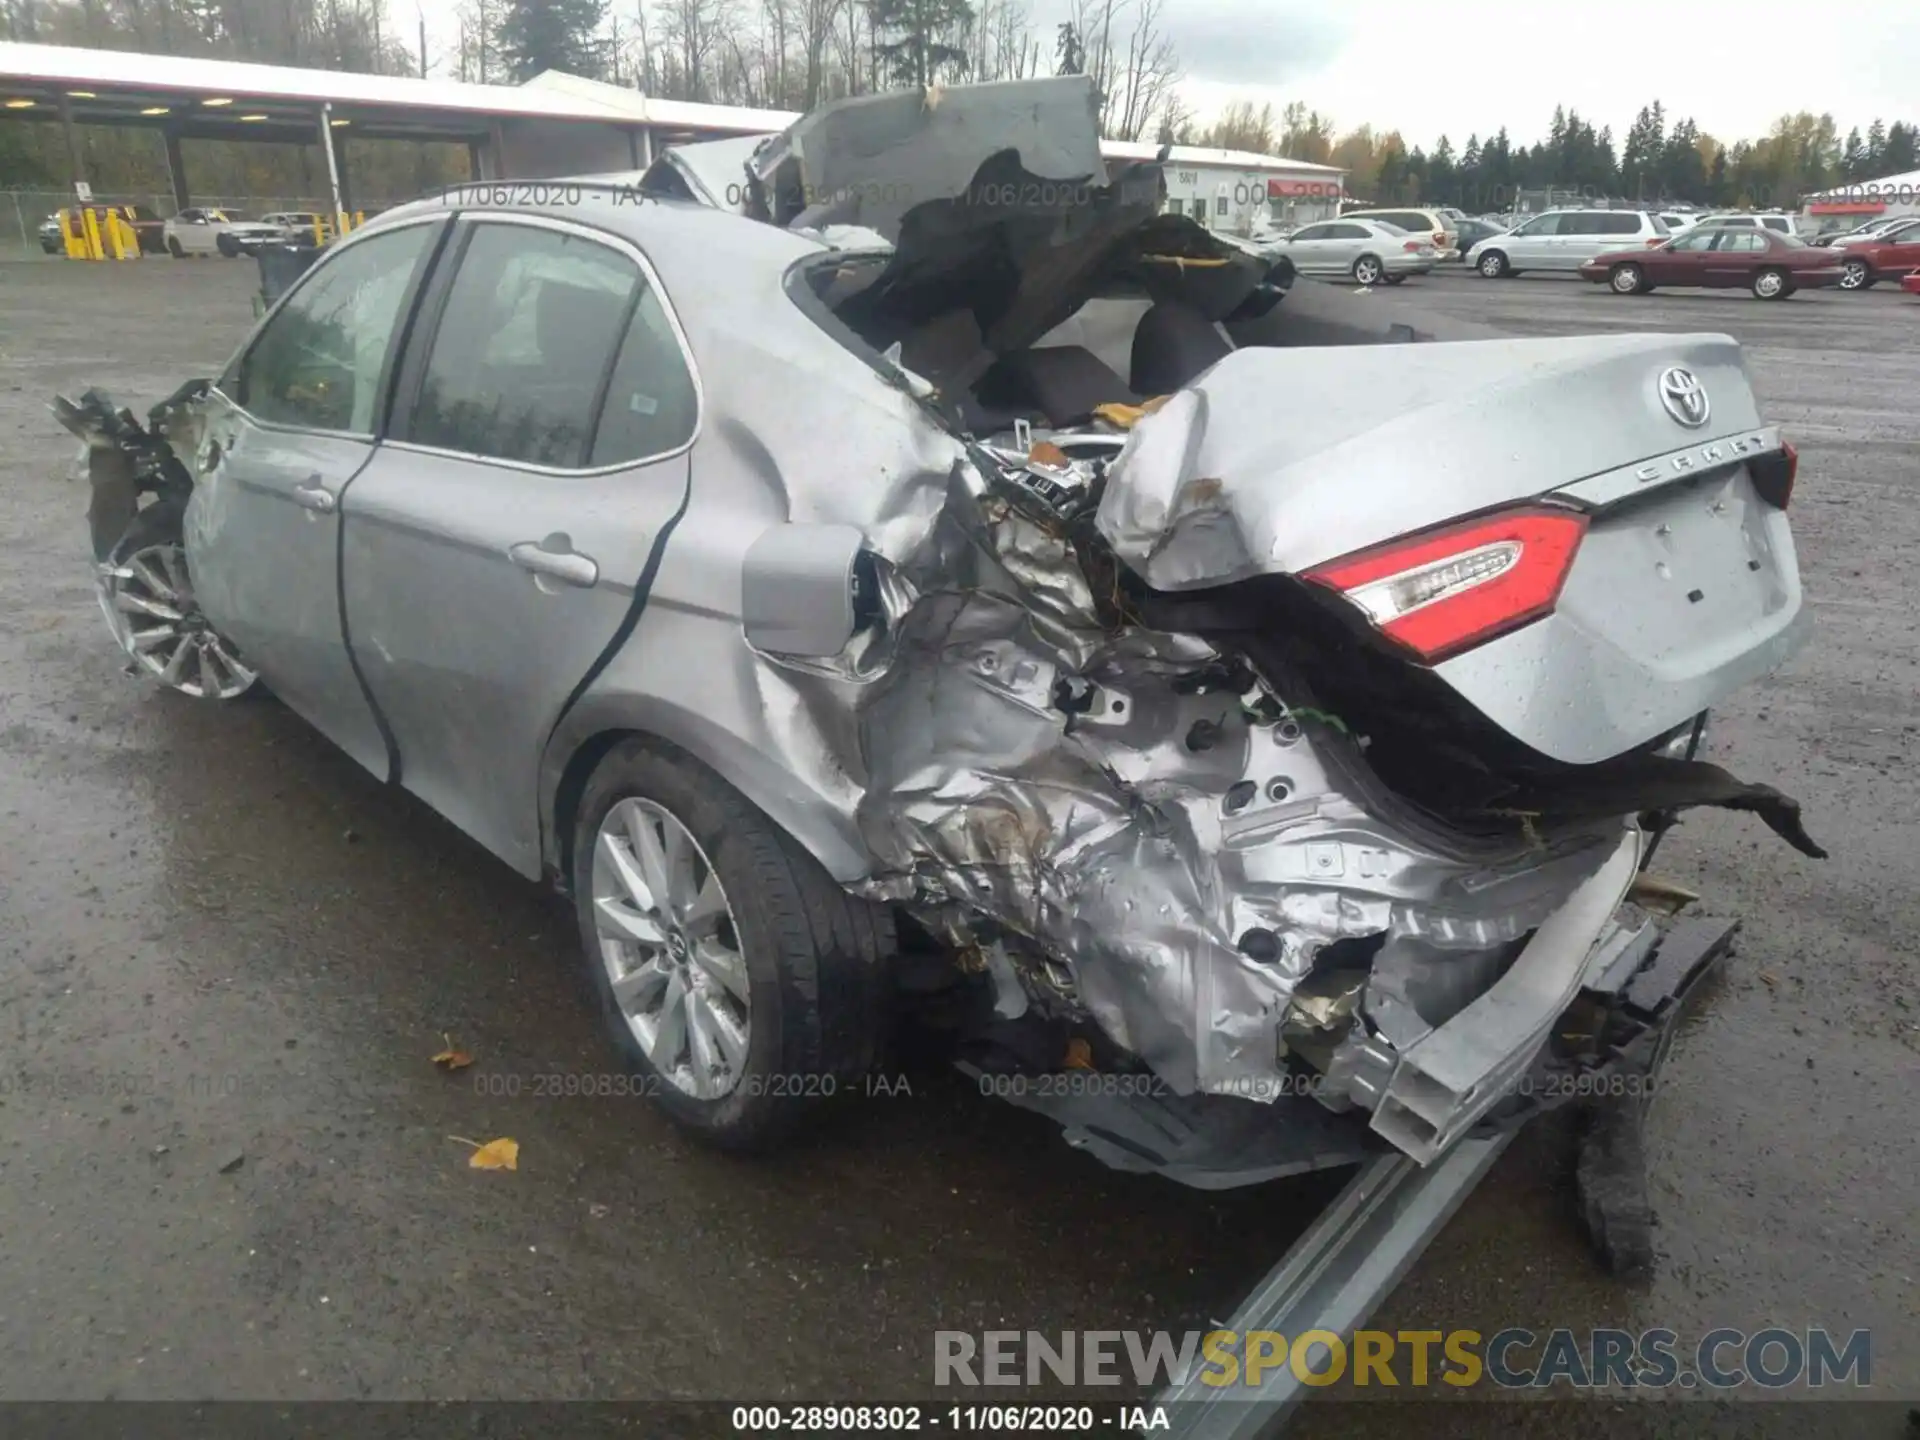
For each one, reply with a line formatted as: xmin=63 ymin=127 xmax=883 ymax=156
xmin=1096 ymin=333 xmax=1808 ymax=764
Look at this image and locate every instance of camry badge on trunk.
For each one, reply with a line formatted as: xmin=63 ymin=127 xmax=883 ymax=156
xmin=1658 ymin=366 xmax=1711 ymax=428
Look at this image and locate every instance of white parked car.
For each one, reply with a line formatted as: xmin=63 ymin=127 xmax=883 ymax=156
xmin=1281 ymin=218 xmax=1437 ymax=284
xmin=259 ymin=211 xmax=326 ymax=243
xmin=1689 ymin=212 xmax=1799 ymax=239
xmin=1466 ymin=209 xmax=1671 ymax=277
xmin=161 ymin=207 xmax=286 ymax=258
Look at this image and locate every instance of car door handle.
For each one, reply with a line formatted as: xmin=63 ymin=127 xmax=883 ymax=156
xmin=509 ymin=539 xmax=599 ymax=589
xmin=291 ymin=480 xmax=336 ymax=513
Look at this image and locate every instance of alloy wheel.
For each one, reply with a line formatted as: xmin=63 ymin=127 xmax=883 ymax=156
xmin=1754 ymin=270 xmax=1784 ymax=299
xmin=1355 ymin=258 xmax=1382 ymax=285
xmin=1611 ymin=265 xmax=1641 ymax=293
xmin=592 ymin=797 xmax=751 ymax=1099
xmin=100 ymin=541 xmax=257 ymax=699
xmin=1840 ymin=260 xmax=1869 ymax=290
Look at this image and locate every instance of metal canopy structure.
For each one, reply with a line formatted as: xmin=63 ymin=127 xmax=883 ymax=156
xmin=0 ymin=41 xmax=800 ymax=213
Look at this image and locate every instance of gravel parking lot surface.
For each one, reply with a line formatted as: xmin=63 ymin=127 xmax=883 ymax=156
xmin=0 ymin=257 xmax=1913 ymax=1432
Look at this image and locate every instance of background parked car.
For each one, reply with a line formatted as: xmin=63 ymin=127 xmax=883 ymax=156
xmin=1902 ymin=272 xmax=1920 ymax=296
xmin=1581 ymin=226 xmax=1844 ymax=299
xmin=41 ymin=203 xmax=165 ymax=255
xmin=258 ymin=211 xmax=327 ymax=244
xmin=1467 ymin=208 xmax=1670 ymax=277
xmin=1449 ymin=216 xmax=1506 ymax=259
xmin=1691 ymin=212 xmax=1800 ymax=238
xmin=161 ymin=207 xmax=286 ymax=257
xmin=1836 ymin=224 xmax=1920 ymax=290
xmin=1282 ymin=218 xmax=1436 ymax=283
xmin=1340 ymin=206 xmax=1459 ymax=257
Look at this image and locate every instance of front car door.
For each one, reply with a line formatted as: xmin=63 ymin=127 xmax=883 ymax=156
xmin=1875 ymin=227 xmax=1920 ymax=277
xmin=186 ymin=216 xmax=447 ymax=778
xmin=1504 ymin=213 xmax=1562 ymax=267
xmin=339 ymin=213 xmax=700 ymax=878
xmin=1643 ymin=227 xmax=1717 ymax=284
xmin=1285 ymin=222 xmax=1336 ymax=273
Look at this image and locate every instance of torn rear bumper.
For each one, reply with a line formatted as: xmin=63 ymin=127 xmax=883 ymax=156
xmin=972 ymin=887 xmax=1734 ymax=1187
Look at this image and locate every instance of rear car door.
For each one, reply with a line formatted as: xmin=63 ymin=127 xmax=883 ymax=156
xmin=1704 ymin=228 xmax=1765 ymax=285
xmin=1549 ymin=211 xmax=1606 ymax=269
xmin=1320 ymin=221 xmax=1368 ymax=269
xmin=338 ymin=213 xmax=701 ymax=878
xmin=186 ymin=216 xmax=447 ymax=778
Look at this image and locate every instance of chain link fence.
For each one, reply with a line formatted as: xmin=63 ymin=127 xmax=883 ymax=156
xmin=3 ymin=189 xmax=406 ymax=257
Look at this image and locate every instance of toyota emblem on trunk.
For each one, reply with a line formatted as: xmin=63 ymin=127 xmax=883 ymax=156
xmin=1658 ymin=366 xmax=1710 ymax=428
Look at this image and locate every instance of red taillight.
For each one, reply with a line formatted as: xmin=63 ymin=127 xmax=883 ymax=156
xmin=1752 ymin=439 xmax=1797 ymax=509
xmin=1403 ymin=240 xmax=1424 ymax=252
xmin=1302 ymin=506 xmax=1590 ymax=663
xmin=1433 ymin=231 xmax=1446 ymax=245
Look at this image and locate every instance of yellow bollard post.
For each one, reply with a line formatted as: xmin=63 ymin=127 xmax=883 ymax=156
xmin=311 ymin=216 xmax=324 ymax=246
xmin=108 ymin=212 xmax=137 ymax=260
xmin=80 ymin=207 xmax=106 ymax=261
xmin=59 ymin=209 xmax=84 ymax=258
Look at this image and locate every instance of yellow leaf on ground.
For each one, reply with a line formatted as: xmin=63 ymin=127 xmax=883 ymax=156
xmin=464 ymin=1137 xmax=519 ymax=1171
xmin=431 ymin=1032 xmax=474 ymax=1070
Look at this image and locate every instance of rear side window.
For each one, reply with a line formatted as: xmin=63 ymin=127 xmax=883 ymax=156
xmin=1328 ymin=223 xmax=1368 ymax=239
xmin=233 ymin=223 xmax=434 ymax=435
xmin=1564 ymin=212 xmax=1607 ymax=235
xmin=1594 ymin=213 xmax=1639 ymax=235
xmin=589 ymin=282 xmax=699 ymax=466
xmin=408 ymin=224 xmax=640 ymax=469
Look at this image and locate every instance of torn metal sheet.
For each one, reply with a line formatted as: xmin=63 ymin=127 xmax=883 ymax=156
xmin=749 ymin=76 xmax=1108 ymax=238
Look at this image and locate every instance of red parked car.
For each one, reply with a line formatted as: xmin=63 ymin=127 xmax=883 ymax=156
xmin=1837 ymin=225 xmax=1920 ymax=290
xmin=1579 ymin=226 xmax=1843 ymax=299
xmin=1902 ymin=272 xmax=1920 ymax=296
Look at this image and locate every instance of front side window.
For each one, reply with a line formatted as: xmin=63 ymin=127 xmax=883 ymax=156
xmin=232 ymin=222 xmax=435 ymax=435
xmin=1513 ymin=214 xmax=1560 ymax=237
xmin=407 ymin=223 xmax=651 ymax=469
xmin=1667 ymin=230 xmax=1717 ymax=252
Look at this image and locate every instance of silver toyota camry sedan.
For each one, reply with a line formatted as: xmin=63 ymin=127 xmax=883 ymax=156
xmin=59 ymin=77 xmax=1822 ymax=1187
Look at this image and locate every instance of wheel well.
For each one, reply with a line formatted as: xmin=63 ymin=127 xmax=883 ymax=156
xmin=549 ymin=727 xmax=638 ymax=892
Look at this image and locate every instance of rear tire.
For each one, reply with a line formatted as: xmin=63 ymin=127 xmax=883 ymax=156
xmin=1752 ymin=268 xmax=1788 ymax=300
xmin=1352 ymin=255 xmax=1384 ymax=286
xmin=1477 ymin=250 xmax=1509 ymax=278
xmin=570 ymin=736 xmax=894 ymax=1152
xmin=1610 ymin=262 xmax=1645 ymax=294
xmin=1383 ymin=272 xmax=1406 ymax=285
xmin=167 ymin=235 xmax=185 ymax=258
xmin=215 ymin=233 xmax=239 ymax=258
xmin=1839 ymin=258 xmax=1872 ymax=290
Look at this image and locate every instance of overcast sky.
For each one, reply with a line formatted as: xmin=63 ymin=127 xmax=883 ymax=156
xmin=417 ymin=0 xmax=1920 ymax=151
xmin=1150 ymin=0 xmax=1920 ymax=150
